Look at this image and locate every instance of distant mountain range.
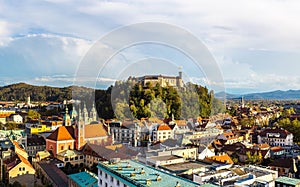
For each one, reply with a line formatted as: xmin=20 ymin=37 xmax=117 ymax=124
xmin=1 ymin=83 xmax=299 ymax=101
xmin=0 ymin=82 xmax=94 ymax=102
xmin=216 ymin=90 xmax=300 ymax=100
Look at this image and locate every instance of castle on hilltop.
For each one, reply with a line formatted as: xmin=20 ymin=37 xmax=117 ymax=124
xmin=128 ymin=69 xmax=184 ymax=88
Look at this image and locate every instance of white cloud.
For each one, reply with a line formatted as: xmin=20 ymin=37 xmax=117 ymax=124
xmin=1 ymin=0 xmax=300 ymax=93
xmin=0 ymin=34 xmax=91 ymax=80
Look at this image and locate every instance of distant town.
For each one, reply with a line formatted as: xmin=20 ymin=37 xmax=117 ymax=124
xmin=1 ymin=74 xmax=300 ymax=187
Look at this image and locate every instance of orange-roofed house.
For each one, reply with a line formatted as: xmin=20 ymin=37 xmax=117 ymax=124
xmin=206 ymin=153 xmax=234 ymax=165
xmin=152 ymin=123 xmax=173 ymax=142
xmin=4 ymin=153 xmax=35 ymax=183
xmin=12 ymin=141 xmax=28 ymax=159
xmin=217 ymin=131 xmax=238 ymax=145
xmin=271 ymin=146 xmax=285 ymax=157
xmin=46 ymin=126 xmax=75 ymax=157
xmin=75 ymin=123 xmax=110 ymax=150
xmin=0 ymin=110 xmax=15 ymax=124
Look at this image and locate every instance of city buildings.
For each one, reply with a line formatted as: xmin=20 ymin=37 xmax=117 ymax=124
xmin=68 ymin=171 xmax=98 ymax=187
xmin=275 ymin=177 xmax=300 ymax=187
xmin=97 ymin=160 xmax=201 ymax=187
xmin=258 ymin=128 xmax=293 ymax=147
xmin=24 ymin=135 xmax=46 ymax=157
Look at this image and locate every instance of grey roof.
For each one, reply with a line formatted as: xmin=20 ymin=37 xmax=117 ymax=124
xmin=38 ymin=161 xmax=68 ymax=187
xmin=0 ymin=139 xmax=14 ymax=150
xmin=160 ymin=139 xmax=181 ymax=148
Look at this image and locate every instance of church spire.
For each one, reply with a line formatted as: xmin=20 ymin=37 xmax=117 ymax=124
xmin=90 ymin=102 xmax=97 ymax=122
xmin=83 ymin=103 xmax=89 ymax=124
xmin=63 ymin=106 xmax=71 ymax=126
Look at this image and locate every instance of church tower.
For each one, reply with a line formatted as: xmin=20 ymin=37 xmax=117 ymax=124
xmin=76 ymin=106 xmax=84 ymax=150
xmin=89 ymin=103 xmax=97 ymax=122
xmin=63 ymin=107 xmax=71 ymax=126
xmin=83 ymin=103 xmax=89 ymax=124
xmin=70 ymin=105 xmax=78 ymax=121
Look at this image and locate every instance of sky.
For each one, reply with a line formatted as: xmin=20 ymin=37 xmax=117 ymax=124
xmin=1 ymin=0 xmax=300 ymax=94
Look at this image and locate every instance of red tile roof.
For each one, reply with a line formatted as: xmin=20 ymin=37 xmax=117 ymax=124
xmin=16 ymin=153 xmax=34 ymax=170
xmin=47 ymin=126 xmax=74 ymax=141
xmin=157 ymin=124 xmax=172 ymax=131
xmin=259 ymin=128 xmax=290 ymax=138
xmin=271 ymin=146 xmax=284 ymax=152
xmin=85 ymin=123 xmax=108 ymax=138
xmin=206 ymin=153 xmax=234 ymax=164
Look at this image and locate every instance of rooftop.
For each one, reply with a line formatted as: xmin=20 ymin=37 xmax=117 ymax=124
xmin=39 ymin=160 xmax=68 ymax=187
xmin=276 ymin=177 xmax=300 ymax=185
xmin=57 ymin=149 xmax=83 ymax=157
xmin=84 ymin=123 xmax=108 ymax=138
xmin=200 ymin=184 xmax=220 ymax=187
xmin=149 ymin=155 xmax=182 ymax=162
xmin=98 ymin=160 xmax=200 ymax=187
xmin=160 ymin=161 xmax=210 ymax=174
xmin=47 ymin=126 xmax=74 ymax=141
xmin=68 ymin=171 xmax=98 ymax=187
xmin=157 ymin=124 xmax=172 ymax=131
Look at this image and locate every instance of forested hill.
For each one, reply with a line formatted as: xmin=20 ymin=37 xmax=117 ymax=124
xmin=0 ymin=82 xmax=225 ymax=119
xmin=0 ymin=82 xmax=93 ymax=102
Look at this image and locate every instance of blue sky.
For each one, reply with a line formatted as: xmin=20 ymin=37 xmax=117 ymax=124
xmin=1 ymin=0 xmax=300 ymax=94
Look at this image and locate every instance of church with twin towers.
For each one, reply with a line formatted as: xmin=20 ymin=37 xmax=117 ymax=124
xmin=46 ymin=102 xmax=110 ymax=157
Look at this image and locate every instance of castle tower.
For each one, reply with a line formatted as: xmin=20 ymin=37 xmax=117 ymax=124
xmin=177 ymin=66 xmax=183 ymax=88
xmin=178 ymin=66 xmax=182 ymax=79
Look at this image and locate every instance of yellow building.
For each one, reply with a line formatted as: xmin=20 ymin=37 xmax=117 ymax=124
xmin=27 ymin=124 xmax=51 ymax=134
xmin=57 ymin=149 xmax=84 ymax=166
xmin=12 ymin=141 xmax=28 ymax=159
xmin=5 ymin=153 xmax=35 ymax=181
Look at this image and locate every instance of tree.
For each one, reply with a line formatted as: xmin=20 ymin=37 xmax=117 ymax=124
xmin=211 ymin=97 xmax=226 ymax=115
xmin=282 ymin=108 xmax=295 ymax=118
xmin=246 ymin=151 xmax=262 ymax=164
xmin=240 ymin=117 xmax=255 ymax=128
xmin=11 ymin=181 xmax=22 ymax=187
xmin=27 ymin=110 xmax=41 ymax=121
xmin=149 ymin=98 xmax=167 ymax=119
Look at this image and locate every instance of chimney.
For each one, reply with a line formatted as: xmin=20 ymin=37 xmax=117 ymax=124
xmin=146 ymin=179 xmax=151 ymax=185
xmin=156 ymin=174 xmax=162 ymax=181
xmin=140 ymin=168 xmax=145 ymax=174
xmin=175 ymin=181 xmax=181 ymax=187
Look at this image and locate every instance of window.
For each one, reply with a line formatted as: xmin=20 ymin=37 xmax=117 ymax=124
xmin=117 ymin=180 xmax=120 ymax=186
xmin=61 ymin=146 xmax=64 ymax=150
xmin=65 ymin=158 xmax=69 ymax=161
